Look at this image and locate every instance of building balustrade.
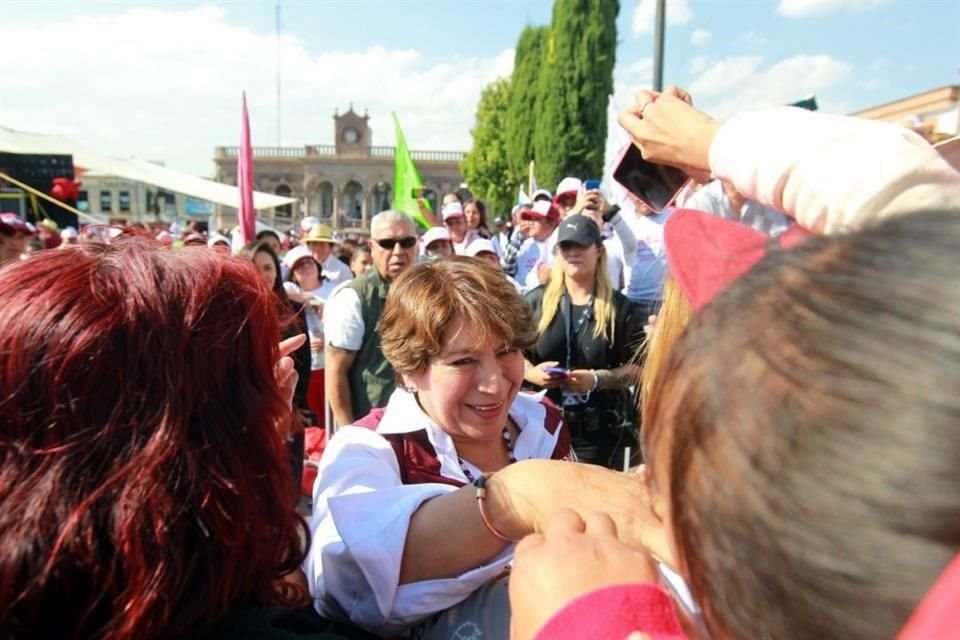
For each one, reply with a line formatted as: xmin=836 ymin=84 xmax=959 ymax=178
xmin=216 ymin=145 xmax=465 ymax=163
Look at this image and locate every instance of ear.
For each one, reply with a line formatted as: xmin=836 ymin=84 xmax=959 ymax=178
xmin=400 ymin=373 xmax=418 ymax=394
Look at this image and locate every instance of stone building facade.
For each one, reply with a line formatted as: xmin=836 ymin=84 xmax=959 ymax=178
xmin=213 ymin=107 xmax=466 ymax=233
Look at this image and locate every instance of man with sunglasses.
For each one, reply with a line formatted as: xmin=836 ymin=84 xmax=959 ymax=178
xmin=324 ymin=210 xmax=418 ymax=427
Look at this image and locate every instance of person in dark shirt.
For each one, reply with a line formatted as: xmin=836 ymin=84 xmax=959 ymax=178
xmin=523 ymin=215 xmax=645 ymax=468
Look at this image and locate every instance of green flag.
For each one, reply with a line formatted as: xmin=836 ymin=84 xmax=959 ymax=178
xmin=392 ymin=113 xmax=432 ymax=229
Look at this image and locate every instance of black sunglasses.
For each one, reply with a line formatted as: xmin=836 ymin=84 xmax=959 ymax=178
xmin=373 ymin=236 xmax=417 ymax=250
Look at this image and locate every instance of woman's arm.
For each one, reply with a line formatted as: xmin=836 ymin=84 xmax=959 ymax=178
xmin=417 ymin=198 xmax=442 ymax=228
xmin=618 ymin=87 xmax=960 ymax=234
xmin=403 ymin=458 xmax=670 ymax=584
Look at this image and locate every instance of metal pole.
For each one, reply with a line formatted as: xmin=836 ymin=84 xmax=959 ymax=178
xmin=653 ymin=0 xmax=666 ymax=91
xmin=276 ymin=2 xmax=282 ymax=147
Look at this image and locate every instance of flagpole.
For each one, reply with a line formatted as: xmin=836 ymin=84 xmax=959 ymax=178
xmin=528 ymin=160 xmax=535 ymax=196
xmin=237 ymin=92 xmax=256 ymax=246
xmin=653 ymin=0 xmax=666 ymax=91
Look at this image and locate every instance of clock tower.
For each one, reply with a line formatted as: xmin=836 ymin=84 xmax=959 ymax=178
xmin=334 ymin=105 xmax=371 ymax=156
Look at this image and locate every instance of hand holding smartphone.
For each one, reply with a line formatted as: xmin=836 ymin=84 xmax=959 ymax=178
xmin=613 ymin=143 xmax=690 ymax=213
xmin=543 ymin=366 xmax=569 ymax=379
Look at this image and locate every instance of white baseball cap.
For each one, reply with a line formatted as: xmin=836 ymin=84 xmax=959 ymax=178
xmin=282 ymin=244 xmax=315 ymax=270
xmin=421 ymin=226 xmax=452 ymax=251
xmin=554 ymin=177 xmax=582 ymax=199
xmin=465 ymin=238 xmax=497 ymax=257
xmin=299 ymin=216 xmax=320 ymax=232
xmin=441 ymin=201 xmax=465 ymax=221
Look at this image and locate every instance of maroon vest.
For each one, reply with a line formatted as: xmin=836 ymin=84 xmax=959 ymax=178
xmin=354 ymin=400 xmax=570 ymax=487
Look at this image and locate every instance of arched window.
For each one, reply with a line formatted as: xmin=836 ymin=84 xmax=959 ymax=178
xmin=342 ymin=181 xmax=363 ymax=223
xmin=372 ymin=181 xmax=392 ymax=213
xmin=275 ymin=184 xmax=293 ymax=218
xmin=311 ymin=182 xmax=334 ymax=219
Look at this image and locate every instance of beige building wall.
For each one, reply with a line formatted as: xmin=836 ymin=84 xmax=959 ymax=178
xmin=213 ymin=107 xmax=465 ymax=233
xmin=853 ymin=85 xmax=959 ymax=143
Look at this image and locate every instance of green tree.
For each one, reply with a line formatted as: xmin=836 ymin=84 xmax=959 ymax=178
xmin=506 ymin=25 xmax=549 ymax=191
xmin=533 ymin=0 xmax=619 ymax=189
xmin=461 ymin=77 xmax=515 ymax=217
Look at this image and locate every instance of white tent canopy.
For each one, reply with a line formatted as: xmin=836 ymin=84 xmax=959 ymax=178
xmin=0 ymin=125 xmax=297 ymax=210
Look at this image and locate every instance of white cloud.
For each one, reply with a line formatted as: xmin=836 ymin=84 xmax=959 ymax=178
xmin=690 ymin=28 xmax=711 ymax=46
xmin=0 ymin=7 xmax=514 ymax=176
xmin=611 ymin=58 xmax=654 ymax=111
xmin=690 ymin=54 xmax=852 ymax=118
xmin=777 ymin=0 xmax=891 ymax=18
xmin=741 ymin=31 xmax=769 ymax=48
xmin=632 ymin=0 xmax=693 ymax=36
xmin=689 ymin=56 xmax=764 ymax=97
xmin=689 ymin=56 xmax=708 ymax=74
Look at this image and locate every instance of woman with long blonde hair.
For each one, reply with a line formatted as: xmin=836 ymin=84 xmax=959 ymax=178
xmin=523 ymin=214 xmax=646 ymax=468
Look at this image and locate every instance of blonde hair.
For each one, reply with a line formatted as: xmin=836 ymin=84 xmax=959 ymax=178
xmin=381 ymin=256 xmax=538 ymax=377
xmin=639 ymin=273 xmax=694 ymax=429
xmin=537 ymin=247 xmax=616 ymax=343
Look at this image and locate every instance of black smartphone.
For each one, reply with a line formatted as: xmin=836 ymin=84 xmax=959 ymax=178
xmin=613 ymin=144 xmax=689 ymax=213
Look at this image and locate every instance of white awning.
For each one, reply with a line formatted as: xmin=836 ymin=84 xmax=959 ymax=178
xmin=0 ymin=125 xmax=297 ymax=211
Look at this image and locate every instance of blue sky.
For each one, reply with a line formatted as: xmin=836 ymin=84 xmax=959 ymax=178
xmin=1 ymin=0 xmax=957 ymax=176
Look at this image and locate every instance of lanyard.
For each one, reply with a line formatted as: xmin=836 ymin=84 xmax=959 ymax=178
xmin=561 ymin=292 xmax=593 ymax=406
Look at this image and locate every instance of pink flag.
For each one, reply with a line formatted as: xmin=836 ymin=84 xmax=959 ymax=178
xmin=237 ymin=92 xmax=256 ymax=246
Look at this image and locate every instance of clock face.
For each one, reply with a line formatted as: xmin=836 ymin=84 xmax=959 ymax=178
xmin=343 ymin=127 xmax=360 ymax=143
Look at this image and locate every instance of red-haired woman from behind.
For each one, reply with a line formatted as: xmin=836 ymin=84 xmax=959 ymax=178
xmin=0 ymin=236 xmax=374 ymax=640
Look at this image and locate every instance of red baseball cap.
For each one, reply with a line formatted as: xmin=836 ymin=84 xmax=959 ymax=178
xmin=523 ymin=199 xmax=560 ymax=221
xmin=0 ymin=213 xmax=35 ymax=236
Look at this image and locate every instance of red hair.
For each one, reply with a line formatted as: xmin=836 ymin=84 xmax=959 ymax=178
xmin=0 ymin=236 xmax=307 ymax=639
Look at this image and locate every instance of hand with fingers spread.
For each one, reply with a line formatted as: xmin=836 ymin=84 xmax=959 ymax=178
xmin=509 ymin=509 xmax=660 ymax=640
xmin=617 ymin=85 xmax=719 ymax=183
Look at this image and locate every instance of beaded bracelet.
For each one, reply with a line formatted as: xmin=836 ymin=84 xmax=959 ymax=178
xmin=473 ymin=475 xmax=512 ymax=542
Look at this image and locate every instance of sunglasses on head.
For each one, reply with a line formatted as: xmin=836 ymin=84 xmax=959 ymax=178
xmin=373 ymin=236 xmax=417 ymax=250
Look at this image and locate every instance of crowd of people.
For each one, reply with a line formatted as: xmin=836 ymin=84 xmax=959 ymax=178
xmin=1 ymin=83 xmax=959 ymax=640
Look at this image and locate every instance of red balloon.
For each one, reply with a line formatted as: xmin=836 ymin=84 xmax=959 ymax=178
xmin=50 ymin=177 xmax=80 ymax=202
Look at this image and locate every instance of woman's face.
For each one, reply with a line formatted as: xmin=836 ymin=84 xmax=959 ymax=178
xmin=351 ymin=251 xmax=372 ymax=277
xmin=292 ymin=257 xmax=320 ymax=287
xmin=464 ymin=202 xmax=481 ymax=230
xmin=558 ymin=241 xmax=600 ymax=280
xmin=404 ymin=321 xmax=524 ymax=448
xmin=252 ymin=250 xmax=277 ymax=287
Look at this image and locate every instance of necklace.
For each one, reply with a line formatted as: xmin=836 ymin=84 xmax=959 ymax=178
xmin=459 ymin=425 xmax=516 ymax=483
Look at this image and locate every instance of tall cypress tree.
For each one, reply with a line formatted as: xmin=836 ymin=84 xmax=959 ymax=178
xmin=533 ymin=0 xmax=619 ymax=190
xmin=506 ymin=25 xmax=548 ymax=191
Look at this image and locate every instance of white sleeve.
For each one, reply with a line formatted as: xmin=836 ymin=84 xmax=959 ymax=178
xmin=283 ymin=281 xmax=301 ymax=295
xmin=306 ymin=427 xmax=514 ymax=634
xmin=609 ymin=212 xmax=637 ymax=259
xmin=322 ymin=287 xmax=364 ymax=351
xmin=709 ymin=107 xmax=960 ymax=234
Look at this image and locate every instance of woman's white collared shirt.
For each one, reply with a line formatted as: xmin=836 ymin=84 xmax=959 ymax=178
xmin=304 ymin=388 xmax=567 ymax=635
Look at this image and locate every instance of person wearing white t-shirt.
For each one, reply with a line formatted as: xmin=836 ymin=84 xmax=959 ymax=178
xmin=465 ymin=238 xmax=523 ymax=291
xmin=684 ymin=178 xmax=793 ymax=236
xmin=441 ymin=201 xmax=479 ymax=255
xmin=622 ymin=196 xmax=672 ymax=318
xmin=304 ymin=223 xmax=353 ymax=286
xmin=513 ymin=200 xmax=560 ymax=293
xmin=281 ymin=245 xmax=339 ymax=423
